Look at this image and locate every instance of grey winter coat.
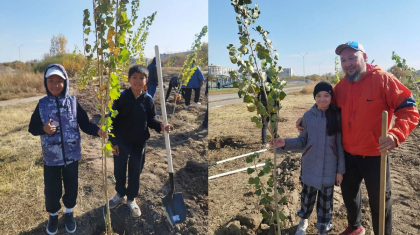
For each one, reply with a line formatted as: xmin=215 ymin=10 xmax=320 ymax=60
xmin=284 ymin=104 xmax=345 ymax=190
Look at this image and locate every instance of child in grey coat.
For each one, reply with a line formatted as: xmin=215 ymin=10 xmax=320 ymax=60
xmin=270 ymin=81 xmax=345 ymax=235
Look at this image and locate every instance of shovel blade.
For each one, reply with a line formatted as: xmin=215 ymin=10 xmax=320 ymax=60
xmin=162 ymin=192 xmax=187 ymax=226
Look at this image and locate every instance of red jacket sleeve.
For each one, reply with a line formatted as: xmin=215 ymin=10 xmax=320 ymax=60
xmin=384 ymin=75 xmax=419 ymax=146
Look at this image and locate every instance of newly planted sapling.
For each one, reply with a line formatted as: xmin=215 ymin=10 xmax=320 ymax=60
xmin=228 ymin=0 xmax=287 ymax=233
xmin=77 ymin=0 xmax=155 ymax=233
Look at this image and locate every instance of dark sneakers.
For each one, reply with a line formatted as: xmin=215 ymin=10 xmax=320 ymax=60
xmin=64 ymin=212 xmax=77 ymax=233
xmin=46 ymin=215 xmax=58 ymax=235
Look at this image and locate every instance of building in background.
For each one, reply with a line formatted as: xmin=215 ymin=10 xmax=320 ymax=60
xmin=279 ymin=68 xmax=292 ymax=78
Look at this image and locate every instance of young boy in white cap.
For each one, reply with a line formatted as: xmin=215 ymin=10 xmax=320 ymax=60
xmin=29 ymin=64 xmax=104 ymax=234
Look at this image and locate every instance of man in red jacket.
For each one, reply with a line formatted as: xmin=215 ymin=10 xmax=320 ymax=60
xmin=298 ymin=41 xmax=419 ymax=235
xmin=335 ymin=41 xmax=419 ymax=235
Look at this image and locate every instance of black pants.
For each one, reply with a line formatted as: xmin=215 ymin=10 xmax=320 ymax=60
xmin=341 ymin=152 xmax=392 ymax=235
xmin=261 ymin=115 xmax=278 ymax=144
xmin=165 ymin=83 xmax=175 ymax=101
xmin=113 ymin=141 xmax=146 ymax=201
xmin=44 ymin=161 xmax=79 ymax=213
xmin=183 ymin=88 xmax=201 ymax=106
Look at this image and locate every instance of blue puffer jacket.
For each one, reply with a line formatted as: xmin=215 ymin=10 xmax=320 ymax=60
xmin=184 ymin=66 xmax=204 ymax=88
xmin=284 ymin=104 xmax=345 ymax=190
xmin=39 ymin=64 xmax=81 ymax=166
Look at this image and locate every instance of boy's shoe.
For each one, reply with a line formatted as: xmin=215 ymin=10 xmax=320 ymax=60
xmin=109 ymin=193 xmax=126 ymax=209
xmin=46 ymin=215 xmax=58 ymax=235
xmin=184 ymin=105 xmax=189 ymax=109
xmin=64 ymin=212 xmax=77 ymax=234
xmin=127 ymin=200 xmax=141 ymax=217
xmin=295 ymin=218 xmax=308 ymax=235
xmin=339 ymin=225 xmax=365 ymax=235
xmin=194 ymin=102 xmax=201 ymax=106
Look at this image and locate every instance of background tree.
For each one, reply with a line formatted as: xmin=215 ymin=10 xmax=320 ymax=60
xmin=49 ymin=34 xmax=68 ymax=55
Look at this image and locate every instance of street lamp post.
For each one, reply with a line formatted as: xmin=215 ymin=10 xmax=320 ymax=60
xmin=18 ymin=44 xmax=23 ymax=61
xmin=298 ymin=53 xmax=308 ymax=83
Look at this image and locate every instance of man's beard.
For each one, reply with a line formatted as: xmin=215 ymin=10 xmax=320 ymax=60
xmin=346 ymin=70 xmax=362 ymax=82
xmin=346 ymin=63 xmax=366 ymax=83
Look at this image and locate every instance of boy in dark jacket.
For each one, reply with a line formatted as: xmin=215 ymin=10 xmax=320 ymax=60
xmin=28 ymin=64 xmax=103 ymax=235
xmin=108 ymin=65 xmax=170 ymax=217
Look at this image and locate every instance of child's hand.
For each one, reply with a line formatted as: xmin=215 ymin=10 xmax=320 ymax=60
xmin=269 ymin=138 xmax=286 ymax=148
xmin=97 ymin=129 xmax=107 ymax=138
xmin=43 ymin=119 xmax=56 ymax=135
xmin=336 ymin=173 xmax=343 ymax=186
xmin=112 ymin=145 xmax=119 ymax=156
xmin=161 ymin=123 xmax=171 ymax=133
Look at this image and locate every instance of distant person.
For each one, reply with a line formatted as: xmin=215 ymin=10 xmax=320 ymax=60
xmin=108 ymin=65 xmax=170 ymax=217
xmin=28 ymin=64 xmax=104 ymax=235
xmin=217 ymin=81 xmax=221 ymax=89
xmin=258 ymin=77 xmax=277 ymax=146
xmin=271 ymin=81 xmax=344 ymax=235
xmin=182 ymin=59 xmax=204 ymax=109
xmin=146 ymin=57 xmax=158 ymax=98
xmin=297 ymin=41 xmax=419 ymax=235
xmin=165 ymin=76 xmax=180 ymax=102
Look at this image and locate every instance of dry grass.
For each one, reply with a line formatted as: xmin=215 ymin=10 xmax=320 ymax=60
xmin=289 ymin=83 xmax=316 ymax=96
xmin=208 ymin=88 xmax=238 ymax=95
xmin=0 ymin=70 xmax=45 ymax=100
xmin=0 ymin=102 xmax=45 ymax=234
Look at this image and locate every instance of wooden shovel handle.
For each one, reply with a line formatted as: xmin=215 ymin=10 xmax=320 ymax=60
xmin=379 ymin=111 xmax=388 ymax=235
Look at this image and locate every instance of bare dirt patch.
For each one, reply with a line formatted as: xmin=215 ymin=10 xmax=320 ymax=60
xmin=208 ymin=93 xmax=420 ymax=235
xmin=0 ymin=71 xmax=208 ymax=235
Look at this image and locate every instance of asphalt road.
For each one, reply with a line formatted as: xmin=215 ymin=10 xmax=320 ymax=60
xmin=209 ymin=86 xmax=305 ymax=108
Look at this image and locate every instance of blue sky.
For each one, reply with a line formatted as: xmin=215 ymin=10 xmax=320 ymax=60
xmin=209 ymin=0 xmax=420 ymax=76
xmin=0 ymin=0 xmax=208 ymax=63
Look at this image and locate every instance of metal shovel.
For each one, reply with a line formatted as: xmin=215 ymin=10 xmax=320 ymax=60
xmin=155 ymin=45 xmax=187 ymax=226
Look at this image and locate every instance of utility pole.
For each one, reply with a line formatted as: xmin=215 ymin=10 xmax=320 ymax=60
xmin=298 ymin=53 xmax=308 ymax=83
xmin=18 ymin=44 xmax=23 ymax=61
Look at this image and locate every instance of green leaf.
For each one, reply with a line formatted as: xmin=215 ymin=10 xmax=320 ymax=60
xmin=262 ymin=212 xmax=269 ymax=219
xmin=278 ymin=196 xmax=287 ymax=204
xmin=248 ymin=177 xmax=255 ymax=184
xmin=118 ymin=48 xmax=129 ymax=62
xmin=244 ymin=95 xmax=253 ymax=103
xmin=110 ymin=73 xmax=119 ymax=86
xmin=240 ymin=35 xmax=249 ymax=45
xmin=263 ymin=164 xmax=271 ymax=173
xmin=247 ymin=168 xmax=255 ymax=174
xmin=84 ymin=27 xmax=91 ymax=35
xmin=247 ymin=103 xmax=256 ymax=112
xmin=105 ymin=142 xmax=114 ymax=151
xmin=230 ymin=56 xmax=238 ymax=64
xmin=258 ymin=171 xmax=265 ymax=177
xmin=279 ymin=91 xmax=287 ymax=100
xmin=110 ymin=86 xmax=120 ymax=100
xmin=278 ymin=211 xmax=287 ymax=221
xmin=255 ymin=189 xmax=262 ymax=196
xmin=250 ymin=116 xmax=259 ymax=123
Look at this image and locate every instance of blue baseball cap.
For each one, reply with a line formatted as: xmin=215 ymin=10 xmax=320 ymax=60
xmin=335 ymin=41 xmax=365 ymax=55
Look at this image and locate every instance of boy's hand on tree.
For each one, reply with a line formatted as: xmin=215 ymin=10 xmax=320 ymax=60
xmin=161 ymin=123 xmax=171 ymax=133
xmin=112 ymin=145 xmax=119 ymax=156
xmin=43 ymin=119 xmax=56 ymax=135
xmin=269 ymin=138 xmax=285 ymax=148
xmin=336 ymin=173 xmax=343 ymax=186
xmin=296 ymin=117 xmax=304 ymax=133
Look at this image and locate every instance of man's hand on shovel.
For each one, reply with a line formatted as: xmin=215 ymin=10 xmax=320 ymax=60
xmin=378 ymin=134 xmax=397 ymax=152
